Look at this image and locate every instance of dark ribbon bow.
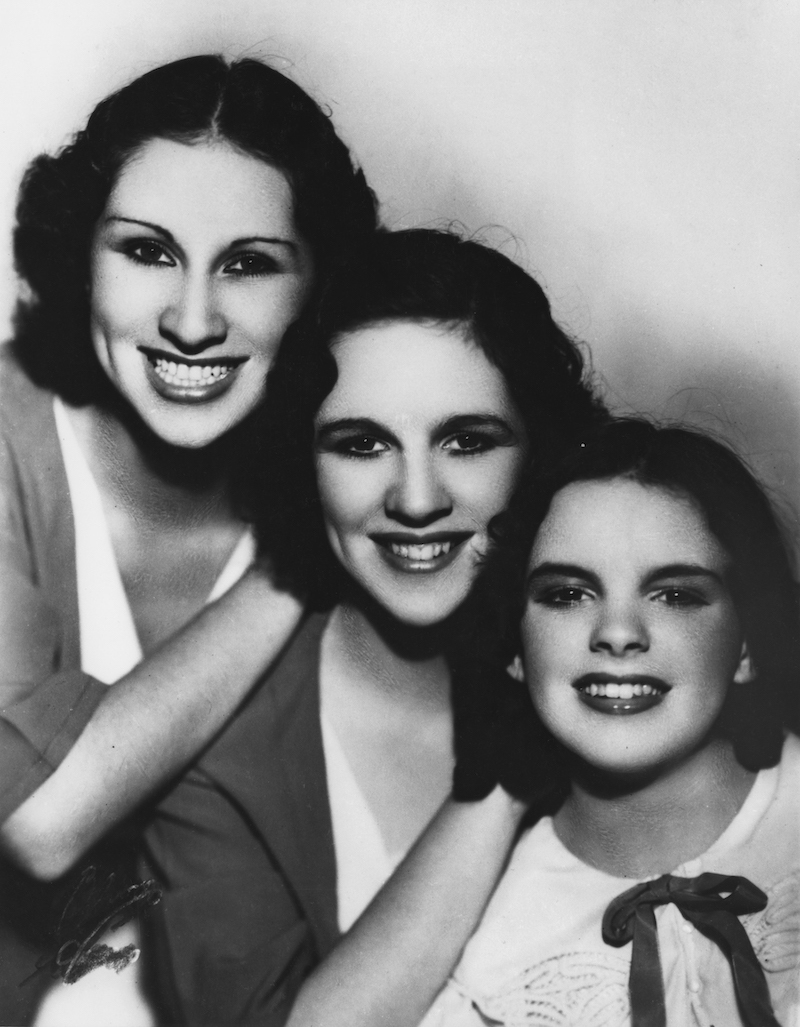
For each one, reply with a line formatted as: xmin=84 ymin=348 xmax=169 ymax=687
xmin=602 ymin=872 xmax=780 ymax=1027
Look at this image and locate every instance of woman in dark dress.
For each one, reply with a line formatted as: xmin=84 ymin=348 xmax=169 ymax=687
xmin=141 ymin=228 xmax=607 ymax=1026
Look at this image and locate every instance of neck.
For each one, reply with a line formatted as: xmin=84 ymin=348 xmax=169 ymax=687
xmin=325 ymin=585 xmax=453 ymax=710
xmin=554 ymin=738 xmax=756 ymax=878
xmin=66 ymin=394 xmax=240 ymax=527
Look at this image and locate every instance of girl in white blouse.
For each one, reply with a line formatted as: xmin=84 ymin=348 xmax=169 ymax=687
xmin=423 ymin=418 xmax=799 ymax=1027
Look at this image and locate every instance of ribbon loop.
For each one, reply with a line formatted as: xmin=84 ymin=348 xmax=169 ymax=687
xmin=602 ymin=872 xmax=780 ymax=1027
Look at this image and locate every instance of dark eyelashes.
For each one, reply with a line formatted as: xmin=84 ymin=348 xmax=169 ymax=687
xmin=222 ymin=253 xmax=281 ymax=276
xmin=316 ymin=434 xmax=387 ymax=458
xmin=529 ymin=588 xmax=711 ymax=609
xmin=652 ymin=587 xmax=710 ymax=607
xmin=534 ymin=586 xmax=590 ymax=608
xmin=118 ymin=239 xmax=281 ymax=276
xmin=317 ymin=431 xmax=504 ymax=458
xmin=123 ymin=240 xmax=173 ymax=266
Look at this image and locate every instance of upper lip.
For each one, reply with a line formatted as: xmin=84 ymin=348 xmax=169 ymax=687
xmin=572 ymin=673 xmax=671 ymax=691
xmin=369 ymin=531 xmax=473 ymax=546
xmin=139 ymin=346 xmax=248 ymax=367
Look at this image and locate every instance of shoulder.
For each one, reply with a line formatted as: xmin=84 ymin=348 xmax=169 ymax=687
xmin=0 ymin=343 xmax=57 ymax=445
xmin=0 ymin=343 xmax=70 ymax=528
xmin=448 ymin=818 xmax=633 ymax=1026
xmin=199 ymin=612 xmax=329 ymax=779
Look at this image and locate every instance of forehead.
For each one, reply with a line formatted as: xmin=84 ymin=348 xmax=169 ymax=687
xmin=318 ymin=320 xmax=517 ymax=423
xmin=529 ymin=477 xmax=730 ymax=572
xmin=106 ymin=137 xmax=297 ymax=237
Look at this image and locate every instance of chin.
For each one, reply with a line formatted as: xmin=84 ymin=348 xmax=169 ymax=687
xmin=141 ymin=400 xmax=250 ymax=450
xmin=379 ymin=593 xmax=464 ymax=628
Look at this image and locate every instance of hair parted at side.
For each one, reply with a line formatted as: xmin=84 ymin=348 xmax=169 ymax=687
xmin=12 ymin=54 xmax=378 ymax=404
xmin=466 ymin=417 xmax=800 ymax=773
xmin=254 ymin=227 xmax=607 ymax=607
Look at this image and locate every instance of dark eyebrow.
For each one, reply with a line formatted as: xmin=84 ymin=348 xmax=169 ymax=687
xmin=315 ymin=418 xmax=398 ymax=446
xmin=228 ymin=235 xmax=298 ymax=252
xmin=526 ymin=562 xmax=600 ymax=589
xmin=317 ymin=413 xmax=516 ymax=437
xmin=526 ymin=561 xmax=725 ymax=593
xmin=643 ymin=563 xmax=725 ymax=586
xmin=437 ymin=414 xmax=519 ymax=439
xmin=105 ymin=218 xmax=297 ymax=251
xmin=105 ymin=216 xmax=175 ymax=242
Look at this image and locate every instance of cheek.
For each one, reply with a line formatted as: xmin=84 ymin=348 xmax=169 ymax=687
xmin=244 ymin=279 xmax=313 ymax=351
xmin=315 ymin=461 xmax=382 ymax=539
xmin=521 ymin=613 xmax=583 ymax=697
xmin=457 ymin=450 xmax=527 ymax=524
xmin=670 ymin=610 xmax=743 ymax=681
xmin=90 ymin=266 xmax=160 ymax=341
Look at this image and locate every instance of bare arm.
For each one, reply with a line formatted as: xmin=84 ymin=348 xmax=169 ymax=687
xmin=1 ymin=566 xmax=303 ymax=880
xmin=287 ymin=787 xmax=525 ymax=1027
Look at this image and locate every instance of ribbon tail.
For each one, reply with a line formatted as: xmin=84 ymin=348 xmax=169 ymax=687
xmin=685 ymin=910 xmax=781 ymax=1027
xmin=629 ymin=906 xmax=667 ymax=1027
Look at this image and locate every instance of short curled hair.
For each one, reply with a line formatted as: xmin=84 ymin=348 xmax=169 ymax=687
xmin=255 ymin=227 xmax=607 ymax=606
xmin=12 ymin=54 xmax=378 ymax=404
xmin=465 ymin=417 xmax=800 ymax=773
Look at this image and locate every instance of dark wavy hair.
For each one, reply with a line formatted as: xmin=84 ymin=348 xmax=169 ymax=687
xmin=255 ymin=227 xmax=607 ymax=607
xmin=465 ymin=417 xmax=800 ymax=775
xmin=12 ymin=54 xmax=378 ymax=404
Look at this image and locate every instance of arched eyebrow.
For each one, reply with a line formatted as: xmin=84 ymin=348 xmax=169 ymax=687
xmin=315 ymin=418 xmax=396 ymax=449
xmin=316 ymin=414 xmax=518 ymax=444
xmin=436 ymin=414 xmax=520 ymax=444
xmin=526 ymin=563 xmax=600 ymax=590
xmin=104 ymin=217 xmax=298 ymax=250
xmin=526 ymin=561 xmax=726 ymax=593
xmin=643 ymin=563 xmax=725 ymax=587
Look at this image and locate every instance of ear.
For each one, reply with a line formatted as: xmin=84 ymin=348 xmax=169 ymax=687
xmin=506 ymin=655 xmax=525 ymax=682
xmin=733 ymin=640 xmax=756 ymax=685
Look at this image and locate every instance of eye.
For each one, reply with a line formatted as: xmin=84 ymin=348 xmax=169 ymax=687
xmin=223 ymin=253 xmax=280 ymax=277
xmin=443 ymin=432 xmax=495 ymax=455
xmin=652 ymin=587 xmax=708 ymax=608
xmin=124 ymin=240 xmax=174 ymax=267
xmin=535 ymin=585 xmax=592 ymax=608
xmin=336 ymin=436 xmax=391 ymax=458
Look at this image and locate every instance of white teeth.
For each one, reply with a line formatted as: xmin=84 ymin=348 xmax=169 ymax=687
xmin=152 ymin=358 xmax=234 ymax=386
xmin=582 ymin=681 xmax=663 ymax=698
xmin=389 ymin=540 xmax=453 ymax=561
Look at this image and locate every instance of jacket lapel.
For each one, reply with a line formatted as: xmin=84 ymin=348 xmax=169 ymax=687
xmin=200 ymin=613 xmax=340 ymax=956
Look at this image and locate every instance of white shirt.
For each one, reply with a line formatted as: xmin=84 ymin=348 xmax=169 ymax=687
xmin=33 ymin=399 xmax=254 ymax=1027
xmin=422 ymin=737 xmax=800 ymax=1027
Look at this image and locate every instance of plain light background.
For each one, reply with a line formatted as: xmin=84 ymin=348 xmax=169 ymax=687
xmin=2 ymin=0 xmax=798 ymax=526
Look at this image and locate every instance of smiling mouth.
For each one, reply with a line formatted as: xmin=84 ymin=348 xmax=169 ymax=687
xmin=140 ymin=348 xmax=247 ymax=388
xmin=390 ymin=540 xmax=453 ymax=560
xmin=572 ymin=675 xmax=670 ymax=715
xmin=372 ymin=533 xmax=472 ymax=572
xmin=579 ymin=681 xmax=666 ymax=699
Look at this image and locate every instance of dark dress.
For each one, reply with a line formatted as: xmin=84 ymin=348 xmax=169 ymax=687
xmin=141 ymin=614 xmax=340 ymax=1026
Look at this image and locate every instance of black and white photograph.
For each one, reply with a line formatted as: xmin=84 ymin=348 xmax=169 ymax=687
xmin=1 ymin=2 xmax=798 ymax=1025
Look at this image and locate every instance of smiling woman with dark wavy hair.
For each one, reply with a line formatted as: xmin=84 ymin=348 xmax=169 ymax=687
xmin=138 ymin=226 xmax=608 ymax=1025
xmin=0 ymin=53 xmax=378 ymax=1025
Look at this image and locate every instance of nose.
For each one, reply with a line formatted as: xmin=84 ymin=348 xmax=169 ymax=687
xmin=385 ymin=452 xmax=453 ymax=526
xmin=159 ymin=273 xmax=227 ymax=353
xmin=589 ymin=600 xmax=650 ymax=657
